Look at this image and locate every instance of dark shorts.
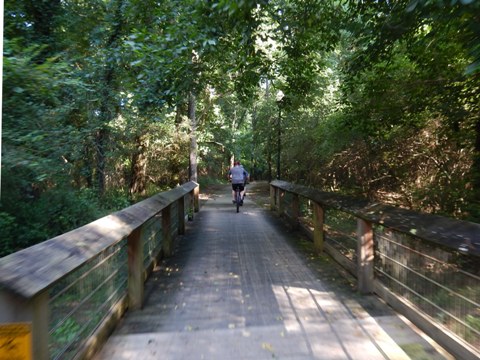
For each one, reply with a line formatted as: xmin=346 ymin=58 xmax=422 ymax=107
xmin=232 ymin=183 xmax=245 ymax=192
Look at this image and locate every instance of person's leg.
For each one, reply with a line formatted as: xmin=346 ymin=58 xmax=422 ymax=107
xmin=241 ymin=181 xmax=247 ymax=199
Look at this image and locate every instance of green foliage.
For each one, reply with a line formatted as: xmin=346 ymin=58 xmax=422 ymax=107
xmin=3 ymin=0 xmax=480 ymax=258
xmin=198 ymin=176 xmax=226 ymax=188
xmin=50 ymin=318 xmax=81 ymax=355
xmin=406 ymin=0 xmax=480 ymax=75
xmin=0 ymin=184 xmax=104 ymax=257
xmin=0 ymin=213 xmax=18 ymax=257
xmin=466 ymin=315 xmax=480 ymax=332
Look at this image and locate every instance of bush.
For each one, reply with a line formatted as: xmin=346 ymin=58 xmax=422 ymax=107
xmin=0 ymin=212 xmax=18 ymax=257
xmin=0 ymin=187 xmax=108 ymax=257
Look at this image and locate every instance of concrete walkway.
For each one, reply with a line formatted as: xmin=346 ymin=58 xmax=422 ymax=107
xmin=95 ymin=183 xmax=451 ymax=360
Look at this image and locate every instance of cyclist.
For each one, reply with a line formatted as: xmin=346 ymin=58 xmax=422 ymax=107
xmin=239 ymin=163 xmax=249 ymax=201
xmin=228 ymin=161 xmax=249 ymax=205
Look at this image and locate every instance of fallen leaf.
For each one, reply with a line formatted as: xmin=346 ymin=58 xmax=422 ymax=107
xmin=262 ymin=342 xmax=274 ymax=352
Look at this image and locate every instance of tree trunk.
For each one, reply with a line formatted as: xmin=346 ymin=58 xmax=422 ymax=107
xmin=251 ymin=107 xmax=257 ymax=181
xmin=95 ymin=0 xmax=124 ymax=195
xmin=277 ymin=106 xmax=281 ymax=179
xmin=189 ymin=93 xmax=198 ymax=182
xmin=267 ymin=144 xmax=273 ymax=182
xmin=95 ymin=127 xmax=107 ymax=195
xmin=129 ymin=134 xmax=149 ymax=196
xmin=470 ymin=119 xmax=480 ymax=208
xmin=24 ymin=0 xmax=61 ymax=58
xmin=175 ymin=103 xmax=187 ymax=130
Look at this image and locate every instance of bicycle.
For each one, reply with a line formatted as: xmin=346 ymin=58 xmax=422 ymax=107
xmin=232 ymin=183 xmax=243 ymax=213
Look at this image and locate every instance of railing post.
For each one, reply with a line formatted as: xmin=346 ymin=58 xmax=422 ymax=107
xmin=0 ymin=291 xmax=49 ymax=360
xmin=357 ymin=218 xmax=374 ymax=294
xmin=313 ymin=202 xmax=325 ymax=253
xmin=162 ymin=204 xmax=173 ymax=256
xmin=188 ymin=190 xmax=194 ymax=221
xmin=177 ymin=197 xmax=185 ymax=235
xmin=278 ymin=189 xmax=285 ymax=216
xmin=270 ymin=184 xmax=276 ymax=211
xmin=127 ymin=226 xmax=144 ymax=310
xmin=188 ymin=187 xmax=199 ymax=221
xmin=193 ymin=185 xmax=200 ymax=213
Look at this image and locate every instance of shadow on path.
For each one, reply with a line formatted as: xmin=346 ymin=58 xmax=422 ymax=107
xmin=95 ymin=182 xmax=452 ymax=360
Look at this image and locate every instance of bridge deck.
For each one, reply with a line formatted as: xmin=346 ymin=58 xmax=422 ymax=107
xmin=95 ymin=183 xmax=451 ymax=360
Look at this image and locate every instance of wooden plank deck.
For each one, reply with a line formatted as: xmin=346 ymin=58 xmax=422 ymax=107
xmin=94 ymin=183 xmax=452 ymax=360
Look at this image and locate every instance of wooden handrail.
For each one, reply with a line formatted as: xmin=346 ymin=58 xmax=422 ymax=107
xmin=270 ymin=180 xmax=480 ymax=360
xmin=0 ymin=181 xmax=199 ymax=359
xmin=0 ymin=182 xmax=198 ymax=299
xmin=270 ymin=180 xmax=480 ymax=257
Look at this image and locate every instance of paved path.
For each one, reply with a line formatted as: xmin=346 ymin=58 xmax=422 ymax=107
xmin=95 ymin=183 xmax=451 ymax=360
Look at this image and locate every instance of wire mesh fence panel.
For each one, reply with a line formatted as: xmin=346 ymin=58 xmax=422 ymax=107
xmin=281 ymin=191 xmax=294 ymax=218
xmin=170 ymin=202 xmax=179 ymax=237
xmin=374 ymin=228 xmax=480 ymax=349
xmin=269 ymin=180 xmax=480 ymax=357
xmin=324 ymin=209 xmax=357 ymax=263
xmin=0 ymin=182 xmax=199 ymax=360
xmin=142 ymin=214 xmax=163 ymax=269
xmin=298 ymin=196 xmax=313 ymax=227
xmin=184 ymin=193 xmax=192 ymax=219
xmin=49 ymin=238 xmax=128 ymax=360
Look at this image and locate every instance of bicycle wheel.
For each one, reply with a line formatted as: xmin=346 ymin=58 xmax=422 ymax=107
xmin=236 ymin=189 xmax=240 ymax=213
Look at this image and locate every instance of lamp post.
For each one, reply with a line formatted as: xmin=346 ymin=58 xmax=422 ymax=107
xmin=276 ymin=90 xmax=284 ymax=179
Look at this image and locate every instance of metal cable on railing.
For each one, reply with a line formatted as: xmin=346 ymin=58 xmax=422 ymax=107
xmin=142 ymin=215 xmax=163 ymax=268
xmin=375 ymin=229 xmax=480 ymax=348
xmin=49 ymin=239 xmax=128 ymax=359
xmin=0 ymin=181 xmax=199 ymax=360
xmin=324 ymin=209 xmax=357 ymax=262
xmin=269 ymin=180 xmax=480 ymax=359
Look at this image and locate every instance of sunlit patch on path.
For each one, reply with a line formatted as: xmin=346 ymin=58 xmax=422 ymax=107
xmin=95 ymin=183 xmax=451 ymax=360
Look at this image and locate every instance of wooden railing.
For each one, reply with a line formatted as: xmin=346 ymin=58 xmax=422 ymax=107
xmin=0 ymin=182 xmax=199 ymax=360
xmin=270 ymin=180 xmax=480 ymax=360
